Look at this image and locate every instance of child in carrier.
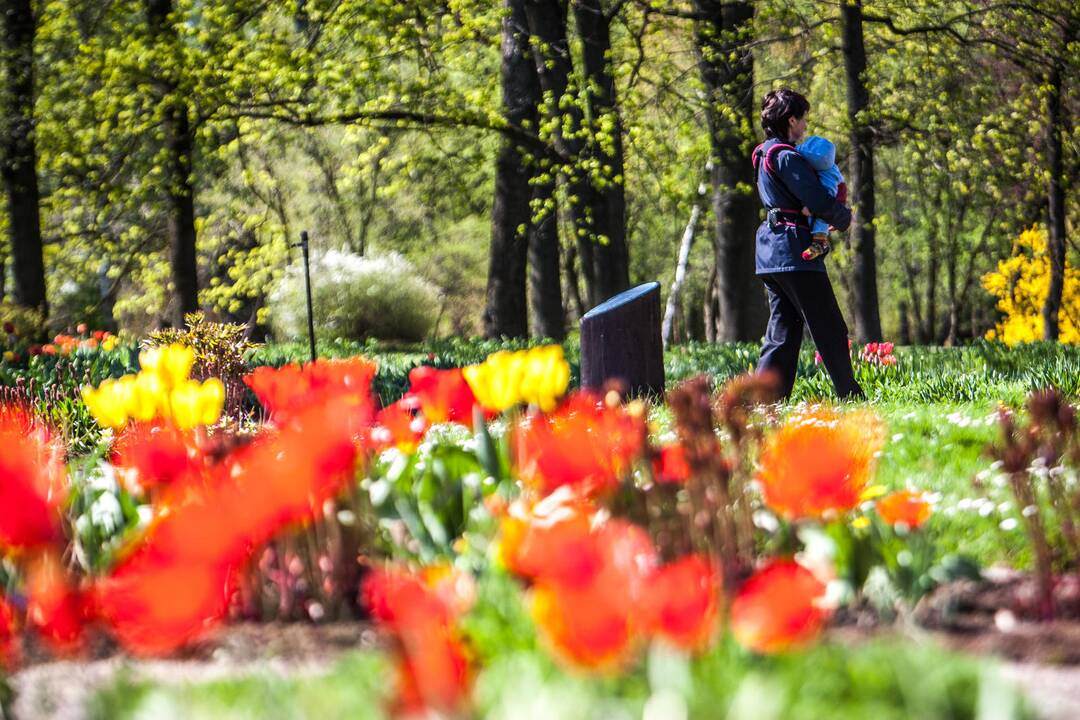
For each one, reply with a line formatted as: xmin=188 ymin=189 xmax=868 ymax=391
xmin=795 ymin=135 xmax=847 ymax=261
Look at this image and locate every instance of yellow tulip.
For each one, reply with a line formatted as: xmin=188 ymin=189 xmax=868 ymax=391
xmin=170 ymin=378 xmax=224 ymax=430
xmin=82 ymin=379 xmax=131 ymax=429
xmin=130 ymin=372 xmax=166 ymax=422
xmin=139 ymin=344 xmax=195 ymax=389
xmin=463 ymin=345 xmax=570 ymax=413
xmin=519 ymin=345 xmax=570 ymax=412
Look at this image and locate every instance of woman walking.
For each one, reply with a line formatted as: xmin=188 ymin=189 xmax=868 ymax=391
xmin=753 ymin=88 xmax=864 ymax=400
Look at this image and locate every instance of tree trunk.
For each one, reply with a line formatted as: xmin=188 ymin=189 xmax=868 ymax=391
xmin=1 ymin=0 xmax=47 ymax=316
xmin=572 ymin=0 xmax=630 ymax=304
xmin=662 ymin=176 xmax=706 ymax=348
xmin=692 ymin=0 xmax=767 ymax=342
xmin=529 ymin=175 xmax=566 ymax=339
xmin=524 ymin=0 xmax=599 ymax=306
xmin=147 ymin=0 xmax=198 ymax=327
xmin=840 ymin=0 xmax=882 ymax=342
xmin=1042 ymin=64 xmax=1066 ymax=341
xmin=484 ymin=0 xmax=536 ymax=338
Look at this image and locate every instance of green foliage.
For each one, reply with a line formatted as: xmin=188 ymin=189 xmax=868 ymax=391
xmin=269 ymin=250 xmax=441 ymax=344
xmin=67 ymin=455 xmax=145 ymax=574
xmin=0 ymin=301 xmax=46 ymax=346
xmin=365 ymin=423 xmax=496 ymax=562
xmin=145 ymin=311 xmax=259 ymax=416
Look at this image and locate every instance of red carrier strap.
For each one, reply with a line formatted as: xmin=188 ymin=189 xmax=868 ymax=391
xmin=751 ymin=142 xmax=797 ymax=179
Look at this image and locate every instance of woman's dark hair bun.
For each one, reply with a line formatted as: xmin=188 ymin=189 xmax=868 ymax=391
xmin=761 ymin=88 xmax=810 ymax=139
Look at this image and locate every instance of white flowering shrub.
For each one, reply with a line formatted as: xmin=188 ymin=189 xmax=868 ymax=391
xmin=269 ymin=250 xmax=441 ymax=342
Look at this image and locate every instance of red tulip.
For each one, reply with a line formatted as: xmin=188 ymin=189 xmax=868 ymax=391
xmin=0 ymin=592 xmax=20 ymax=670
xmin=730 ymin=559 xmax=830 ymax=654
xmin=363 ymin=567 xmax=471 ymax=715
xmin=244 ymin=357 xmax=377 ymax=424
xmin=513 ymin=392 xmax=646 ymax=498
xmin=370 ymin=399 xmax=429 ymax=454
xmin=0 ymin=406 xmax=66 ymax=551
xmin=652 ymin=443 xmax=692 ymax=484
xmin=112 ymin=421 xmax=199 ymax=494
xmin=404 ymin=366 xmax=477 ymax=427
xmin=642 ymin=554 xmax=719 ymax=651
xmin=25 ymin=552 xmax=87 ymax=655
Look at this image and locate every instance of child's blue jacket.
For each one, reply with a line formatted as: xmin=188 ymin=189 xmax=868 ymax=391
xmin=753 ymin=137 xmax=853 ymax=274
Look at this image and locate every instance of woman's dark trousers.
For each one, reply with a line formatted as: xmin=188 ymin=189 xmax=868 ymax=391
xmin=756 ymin=271 xmax=864 ymax=400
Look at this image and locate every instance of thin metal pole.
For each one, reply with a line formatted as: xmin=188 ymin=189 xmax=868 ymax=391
xmin=300 ymin=231 xmax=317 ymax=363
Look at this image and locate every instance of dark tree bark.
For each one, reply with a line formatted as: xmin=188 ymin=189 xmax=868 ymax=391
xmin=1042 ymin=64 xmax=1067 ymax=341
xmin=1 ymin=0 xmax=47 ymax=316
xmin=840 ymin=0 xmax=882 ymax=342
xmin=528 ymin=178 xmax=566 ymax=339
xmin=572 ymin=0 xmax=630 ymax=304
xmin=147 ymin=0 xmax=198 ymax=326
xmin=485 ymin=0 xmax=537 ymax=339
xmin=692 ymin=0 xmax=767 ymax=342
xmin=524 ymin=0 xmax=601 ymax=306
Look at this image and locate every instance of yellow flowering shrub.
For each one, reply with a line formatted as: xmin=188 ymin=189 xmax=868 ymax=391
xmin=981 ymin=225 xmax=1080 ymax=345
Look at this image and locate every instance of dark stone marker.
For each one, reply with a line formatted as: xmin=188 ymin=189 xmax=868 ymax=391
xmin=580 ymin=282 xmax=665 ymax=397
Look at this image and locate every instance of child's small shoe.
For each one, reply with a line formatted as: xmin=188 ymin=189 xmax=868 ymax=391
xmin=802 ymin=236 xmax=831 ymax=261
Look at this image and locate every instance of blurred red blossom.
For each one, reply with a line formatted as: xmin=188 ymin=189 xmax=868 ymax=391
xmin=26 ymin=552 xmax=87 ymax=655
xmin=0 ymin=592 xmax=21 ymax=670
xmin=403 ymin=366 xmax=478 ymax=428
xmin=244 ymin=357 xmax=378 ymax=423
xmin=513 ymin=392 xmax=646 ymax=498
xmin=363 ymin=566 xmax=471 ymax=716
xmin=730 ymin=559 xmax=830 ymax=654
xmin=0 ymin=405 xmax=66 ymax=551
xmin=652 ymin=443 xmax=692 ymax=484
xmin=642 ymin=554 xmax=720 ymax=651
xmin=111 ymin=421 xmax=200 ymax=494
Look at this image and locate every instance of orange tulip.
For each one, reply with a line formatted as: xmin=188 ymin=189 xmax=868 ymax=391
xmin=498 ymin=491 xmax=602 ymax=590
xmin=756 ymin=408 xmax=884 ymax=520
xmin=730 ymin=559 xmax=830 ymax=654
xmin=642 ymin=554 xmax=720 ymax=652
xmin=875 ymin=490 xmax=932 ymax=529
xmin=513 ymin=392 xmax=646 ymax=498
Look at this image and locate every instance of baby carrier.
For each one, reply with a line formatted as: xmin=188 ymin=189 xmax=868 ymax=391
xmin=752 ymin=142 xmax=806 ymax=230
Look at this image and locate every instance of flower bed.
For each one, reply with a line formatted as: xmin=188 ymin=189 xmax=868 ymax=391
xmin=5 ymin=329 xmax=1080 ymax=716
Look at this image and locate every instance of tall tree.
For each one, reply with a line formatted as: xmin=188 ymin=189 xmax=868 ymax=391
xmin=692 ymin=0 xmax=767 ymax=341
xmin=840 ymin=0 xmax=882 ymax=342
xmin=1 ymin=0 xmax=47 ymax=316
xmin=572 ymin=0 xmax=630 ymax=304
xmin=485 ymin=0 xmax=537 ymax=338
xmin=147 ymin=0 xmax=198 ymax=326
